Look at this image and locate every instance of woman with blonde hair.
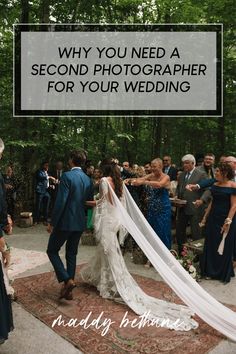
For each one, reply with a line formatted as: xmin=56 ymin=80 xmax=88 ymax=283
xmin=130 ymin=158 xmax=172 ymax=249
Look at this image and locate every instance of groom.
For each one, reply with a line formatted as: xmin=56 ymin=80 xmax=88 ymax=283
xmin=47 ymin=150 xmax=93 ymax=300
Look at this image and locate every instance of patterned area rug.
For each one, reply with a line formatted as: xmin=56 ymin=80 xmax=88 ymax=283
xmin=8 ymin=247 xmax=49 ymax=278
xmin=14 ymin=266 xmax=232 ymax=354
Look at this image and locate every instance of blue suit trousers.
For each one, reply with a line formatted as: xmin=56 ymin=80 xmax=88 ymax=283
xmin=47 ymin=229 xmax=82 ymax=283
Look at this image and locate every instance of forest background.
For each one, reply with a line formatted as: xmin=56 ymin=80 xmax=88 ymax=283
xmin=0 ymin=0 xmax=235 ymax=203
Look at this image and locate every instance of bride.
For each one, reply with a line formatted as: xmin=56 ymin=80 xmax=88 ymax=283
xmin=81 ymin=159 xmax=236 ymax=338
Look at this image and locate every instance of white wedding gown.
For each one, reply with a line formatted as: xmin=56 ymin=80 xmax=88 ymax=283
xmin=81 ymin=178 xmax=236 ymax=339
xmin=81 ymin=178 xmax=198 ymax=331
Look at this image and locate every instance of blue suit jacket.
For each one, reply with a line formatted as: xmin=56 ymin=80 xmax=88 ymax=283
xmin=35 ymin=169 xmax=49 ymax=194
xmin=51 ymin=168 xmax=93 ymax=232
xmin=163 ymin=166 xmax=178 ymax=181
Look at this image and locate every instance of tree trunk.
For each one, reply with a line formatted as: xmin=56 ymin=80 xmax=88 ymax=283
xmin=101 ymin=117 xmax=109 ymax=157
xmin=40 ymin=0 xmax=50 ymax=24
xmin=218 ymin=116 xmax=225 ymax=154
xmin=153 ymin=117 xmax=163 ymax=157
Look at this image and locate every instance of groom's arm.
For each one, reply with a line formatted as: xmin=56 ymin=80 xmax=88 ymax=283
xmin=50 ymin=173 xmax=70 ymax=229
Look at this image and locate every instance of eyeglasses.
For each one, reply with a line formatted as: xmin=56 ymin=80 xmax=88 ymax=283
xmin=163 ymin=159 xmax=169 ymax=162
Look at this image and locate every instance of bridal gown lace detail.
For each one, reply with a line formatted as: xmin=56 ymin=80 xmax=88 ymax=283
xmin=80 ymin=178 xmax=198 ymax=331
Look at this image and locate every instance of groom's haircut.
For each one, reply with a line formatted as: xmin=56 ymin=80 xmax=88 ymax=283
xmin=0 ymin=138 xmax=5 ymax=154
xmin=70 ymin=150 xmax=87 ymax=166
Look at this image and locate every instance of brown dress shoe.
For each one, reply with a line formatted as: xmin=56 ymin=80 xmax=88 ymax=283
xmin=60 ymin=279 xmax=76 ymax=299
xmin=65 ymin=291 xmax=73 ymax=300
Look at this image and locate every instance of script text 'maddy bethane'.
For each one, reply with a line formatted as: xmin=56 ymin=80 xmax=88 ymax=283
xmin=58 ymin=46 xmax=169 ymax=59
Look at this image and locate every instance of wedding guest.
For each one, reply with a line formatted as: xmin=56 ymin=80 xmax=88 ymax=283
xmin=0 ymin=138 xmax=13 ymax=344
xmin=92 ymin=168 xmax=101 ymax=196
xmin=52 ymin=160 xmax=64 ymax=181
xmin=3 ymin=166 xmax=19 ymax=220
xmin=162 ymin=155 xmax=178 ymax=181
xmin=122 ymin=161 xmax=130 ymax=170
xmin=224 ymin=157 xmax=236 ymax=261
xmin=120 ymin=162 xmax=134 ymax=180
xmin=200 ymin=163 xmax=236 ymax=283
xmin=85 ymin=161 xmax=95 ymax=177
xmin=130 ymin=163 xmax=139 ymax=175
xmin=225 ymin=156 xmax=236 ymax=182
xmin=136 ymin=165 xmax=146 ymax=177
xmin=144 ymin=161 xmax=152 ymax=175
xmin=130 ymin=158 xmax=172 ymax=250
xmin=219 ymin=155 xmax=226 ymax=163
xmin=175 ymin=154 xmax=210 ymax=254
xmin=34 ymin=161 xmax=56 ymax=224
xmin=197 ymin=153 xmax=215 ymax=179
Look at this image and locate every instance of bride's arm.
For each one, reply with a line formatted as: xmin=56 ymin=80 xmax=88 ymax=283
xmin=85 ymin=177 xmax=109 ymax=207
xmin=85 ymin=200 xmax=97 ymax=207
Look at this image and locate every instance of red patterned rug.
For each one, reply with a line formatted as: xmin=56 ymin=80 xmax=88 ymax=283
xmin=14 ymin=266 xmax=232 ymax=354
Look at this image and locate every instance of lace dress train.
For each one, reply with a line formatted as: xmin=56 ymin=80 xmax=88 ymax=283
xmin=80 ymin=178 xmax=198 ymax=331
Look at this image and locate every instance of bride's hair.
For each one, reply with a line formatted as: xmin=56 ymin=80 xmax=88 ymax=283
xmin=99 ymin=158 xmax=123 ymax=199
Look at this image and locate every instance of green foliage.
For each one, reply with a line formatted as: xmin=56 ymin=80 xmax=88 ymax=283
xmin=0 ymin=0 xmax=235 ymax=181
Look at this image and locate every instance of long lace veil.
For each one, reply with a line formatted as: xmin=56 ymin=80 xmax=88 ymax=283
xmin=105 ymin=180 xmax=236 ymax=341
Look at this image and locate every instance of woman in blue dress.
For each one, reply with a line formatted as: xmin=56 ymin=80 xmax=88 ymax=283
xmin=200 ymin=163 xmax=236 ymax=283
xmin=129 ymin=158 xmax=172 ymax=250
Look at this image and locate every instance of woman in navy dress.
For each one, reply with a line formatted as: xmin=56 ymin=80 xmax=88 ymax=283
xmin=0 ymin=242 xmax=13 ymax=344
xmin=129 ymin=158 xmax=172 ymax=249
xmin=200 ymin=163 xmax=236 ymax=283
xmin=0 ymin=138 xmax=14 ymax=344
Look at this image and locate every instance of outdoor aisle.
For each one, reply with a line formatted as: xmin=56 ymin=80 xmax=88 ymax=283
xmin=1 ymin=225 xmax=236 ymax=354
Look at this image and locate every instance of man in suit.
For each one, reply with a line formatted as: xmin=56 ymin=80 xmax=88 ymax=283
xmin=176 ymin=154 xmax=211 ymax=253
xmin=47 ymin=150 xmax=93 ymax=300
xmin=197 ymin=153 xmax=215 ymax=179
xmin=34 ymin=161 xmax=56 ymax=224
xmin=162 ymin=155 xmax=177 ymax=181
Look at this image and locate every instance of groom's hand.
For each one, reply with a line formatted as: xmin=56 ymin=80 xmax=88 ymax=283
xmin=47 ymin=224 xmax=53 ymax=234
